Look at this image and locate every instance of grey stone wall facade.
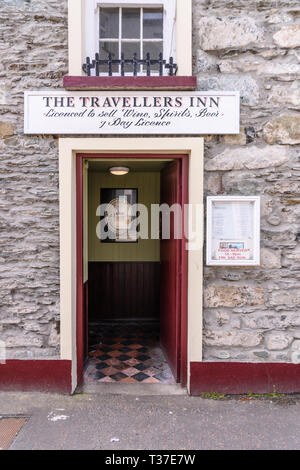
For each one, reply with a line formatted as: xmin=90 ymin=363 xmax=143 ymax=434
xmin=194 ymin=0 xmax=300 ymax=362
xmin=0 ymin=0 xmax=299 ymax=362
xmin=0 ymin=0 xmax=68 ymax=358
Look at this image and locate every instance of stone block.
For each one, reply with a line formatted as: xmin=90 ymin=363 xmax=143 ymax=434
xmin=195 ymin=50 xmax=218 ymax=73
xmin=269 ymin=81 xmax=300 ymax=107
xmin=222 ymin=171 xmax=264 ymax=195
xmin=270 ymin=290 xmax=300 ymax=307
xmin=0 ymin=121 xmax=14 ymax=138
xmin=204 ymin=173 xmax=222 ymax=194
xmin=286 ymin=249 xmax=300 ymax=262
xmin=291 ymin=340 xmax=300 ymax=351
xmin=267 ymin=181 xmax=300 ymax=195
xmin=204 ymin=285 xmax=264 ymax=308
xmin=197 ymin=75 xmax=260 ymax=106
xmin=218 ymin=57 xmax=300 ymax=76
xmin=4 ymin=334 xmax=43 ymax=348
xmin=265 ymin=332 xmax=293 ymax=350
xmin=253 ymin=351 xmax=269 ymax=358
xmin=48 ymin=322 xmax=60 ymax=347
xmin=198 ymin=17 xmax=263 ymax=50
xmin=0 ymin=318 xmax=21 ymax=325
xmin=212 ymin=351 xmax=231 ymax=359
xmin=273 ymin=24 xmax=300 ymax=49
xmin=204 ymin=329 xmax=263 ymax=347
xmin=291 ymin=329 xmax=300 ymax=339
xmin=205 ymin=146 xmax=289 ymax=171
xmin=266 ymin=214 xmax=283 ymax=228
xmin=221 ymin=128 xmax=247 ymax=145
xmin=263 ymin=115 xmax=300 ymax=145
xmin=260 ymin=248 xmax=281 ymax=268
xmin=242 ymin=313 xmax=289 ymax=330
xmin=290 ymin=352 xmax=300 ymax=364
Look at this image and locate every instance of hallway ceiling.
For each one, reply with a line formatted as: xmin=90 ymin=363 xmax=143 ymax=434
xmin=88 ymin=159 xmax=172 ymax=173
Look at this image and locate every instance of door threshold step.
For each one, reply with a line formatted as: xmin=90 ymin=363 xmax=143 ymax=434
xmin=79 ymin=383 xmax=187 ymax=396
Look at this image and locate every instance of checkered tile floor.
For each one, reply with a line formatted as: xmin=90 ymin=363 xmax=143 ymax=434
xmin=84 ymin=321 xmax=175 ymax=384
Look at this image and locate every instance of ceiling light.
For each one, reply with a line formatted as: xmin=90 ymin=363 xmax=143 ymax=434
xmin=109 ymin=166 xmax=130 ymax=176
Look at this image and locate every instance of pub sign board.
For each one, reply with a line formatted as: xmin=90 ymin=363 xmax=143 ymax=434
xmin=24 ymin=91 xmax=240 ymax=135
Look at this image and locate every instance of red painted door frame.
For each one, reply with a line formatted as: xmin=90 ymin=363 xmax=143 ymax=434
xmin=160 ymin=160 xmax=183 ymax=383
xmin=76 ymin=153 xmax=189 ymax=387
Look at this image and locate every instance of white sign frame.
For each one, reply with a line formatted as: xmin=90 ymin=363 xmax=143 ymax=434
xmin=206 ymin=196 xmax=260 ymax=266
xmin=24 ymin=91 xmax=240 ymax=135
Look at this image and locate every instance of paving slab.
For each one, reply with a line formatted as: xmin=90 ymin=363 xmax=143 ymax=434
xmin=0 ymin=392 xmax=299 ymax=450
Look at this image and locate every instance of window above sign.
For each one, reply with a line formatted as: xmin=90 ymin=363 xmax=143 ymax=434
xmin=65 ymin=0 xmax=195 ymax=90
xmin=85 ymin=0 xmax=176 ymax=76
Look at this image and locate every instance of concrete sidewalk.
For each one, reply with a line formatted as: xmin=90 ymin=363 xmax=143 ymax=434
xmin=1 ymin=390 xmax=300 ymax=450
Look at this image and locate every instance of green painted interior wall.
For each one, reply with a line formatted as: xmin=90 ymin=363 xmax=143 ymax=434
xmin=88 ymin=171 xmax=160 ymax=262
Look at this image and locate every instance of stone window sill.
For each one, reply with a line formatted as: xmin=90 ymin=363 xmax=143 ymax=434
xmin=63 ymin=76 xmax=197 ymax=91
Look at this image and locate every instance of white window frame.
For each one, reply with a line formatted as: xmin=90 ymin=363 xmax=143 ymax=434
xmin=85 ymin=0 xmax=176 ymax=76
xmin=68 ymin=0 xmax=192 ymax=77
xmin=206 ymin=196 xmax=261 ymax=267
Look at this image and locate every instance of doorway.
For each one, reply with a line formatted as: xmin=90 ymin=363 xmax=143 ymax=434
xmin=76 ymin=154 xmax=188 ymax=389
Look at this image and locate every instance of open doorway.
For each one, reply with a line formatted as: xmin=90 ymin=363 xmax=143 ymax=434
xmin=76 ymin=154 xmax=188 ymax=388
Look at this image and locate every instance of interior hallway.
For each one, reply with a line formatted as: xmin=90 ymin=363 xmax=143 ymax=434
xmin=84 ymin=321 xmax=175 ymax=384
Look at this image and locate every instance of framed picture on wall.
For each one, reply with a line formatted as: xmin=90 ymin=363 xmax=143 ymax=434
xmin=100 ymin=188 xmax=138 ymax=243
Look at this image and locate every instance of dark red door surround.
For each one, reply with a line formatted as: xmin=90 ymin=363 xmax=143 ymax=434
xmin=190 ymin=362 xmax=300 ymax=395
xmin=76 ymin=156 xmax=85 ymax=384
xmin=76 ymin=153 xmax=189 ymax=388
xmin=84 ymin=280 xmax=89 ymax=358
xmin=0 ymin=360 xmax=72 ymax=393
xmin=180 ymin=156 xmax=188 ymax=387
xmin=160 ymin=161 xmax=181 ymax=382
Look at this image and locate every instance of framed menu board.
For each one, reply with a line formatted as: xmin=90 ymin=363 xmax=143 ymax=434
xmin=206 ymin=196 xmax=260 ymax=266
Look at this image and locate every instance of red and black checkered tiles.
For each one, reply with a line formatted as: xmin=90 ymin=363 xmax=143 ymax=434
xmin=84 ymin=322 xmax=175 ymax=384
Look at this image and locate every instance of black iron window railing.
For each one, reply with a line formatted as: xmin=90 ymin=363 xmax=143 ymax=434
xmin=82 ymin=53 xmax=178 ymax=77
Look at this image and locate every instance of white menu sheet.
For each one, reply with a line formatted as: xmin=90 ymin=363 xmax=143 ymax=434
xmin=212 ymin=201 xmax=254 ymax=240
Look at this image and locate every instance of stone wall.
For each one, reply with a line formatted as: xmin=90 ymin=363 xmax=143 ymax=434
xmin=0 ymin=0 xmax=68 ymax=358
xmin=0 ymin=0 xmax=299 ymax=363
xmin=193 ymin=0 xmax=300 ymax=362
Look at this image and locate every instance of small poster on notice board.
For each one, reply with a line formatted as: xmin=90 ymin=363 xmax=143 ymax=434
xmin=206 ymin=196 xmax=260 ymax=266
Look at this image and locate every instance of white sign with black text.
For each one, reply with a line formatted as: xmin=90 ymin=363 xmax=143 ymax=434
xmin=206 ymin=196 xmax=260 ymax=266
xmin=24 ymin=91 xmax=240 ymax=135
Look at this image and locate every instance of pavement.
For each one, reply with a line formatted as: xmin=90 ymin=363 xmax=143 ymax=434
xmin=1 ymin=387 xmax=300 ymax=450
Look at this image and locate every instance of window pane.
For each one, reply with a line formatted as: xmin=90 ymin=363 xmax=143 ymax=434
xmin=143 ymin=8 xmax=163 ymax=39
xmin=122 ymin=8 xmax=140 ymax=39
xmin=100 ymin=8 xmax=119 ymax=39
xmin=143 ymin=41 xmax=163 ymax=72
xmin=100 ymin=42 xmax=119 ymax=73
xmin=122 ymin=42 xmax=140 ymax=73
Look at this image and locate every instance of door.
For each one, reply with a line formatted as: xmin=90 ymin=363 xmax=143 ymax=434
xmin=160 ymin=160 xmax=182 ymax=382
xmin=76 ymin=158 xmax=89 ymax=385
xmin=76 ymin=154 xmax=188 ymax=388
